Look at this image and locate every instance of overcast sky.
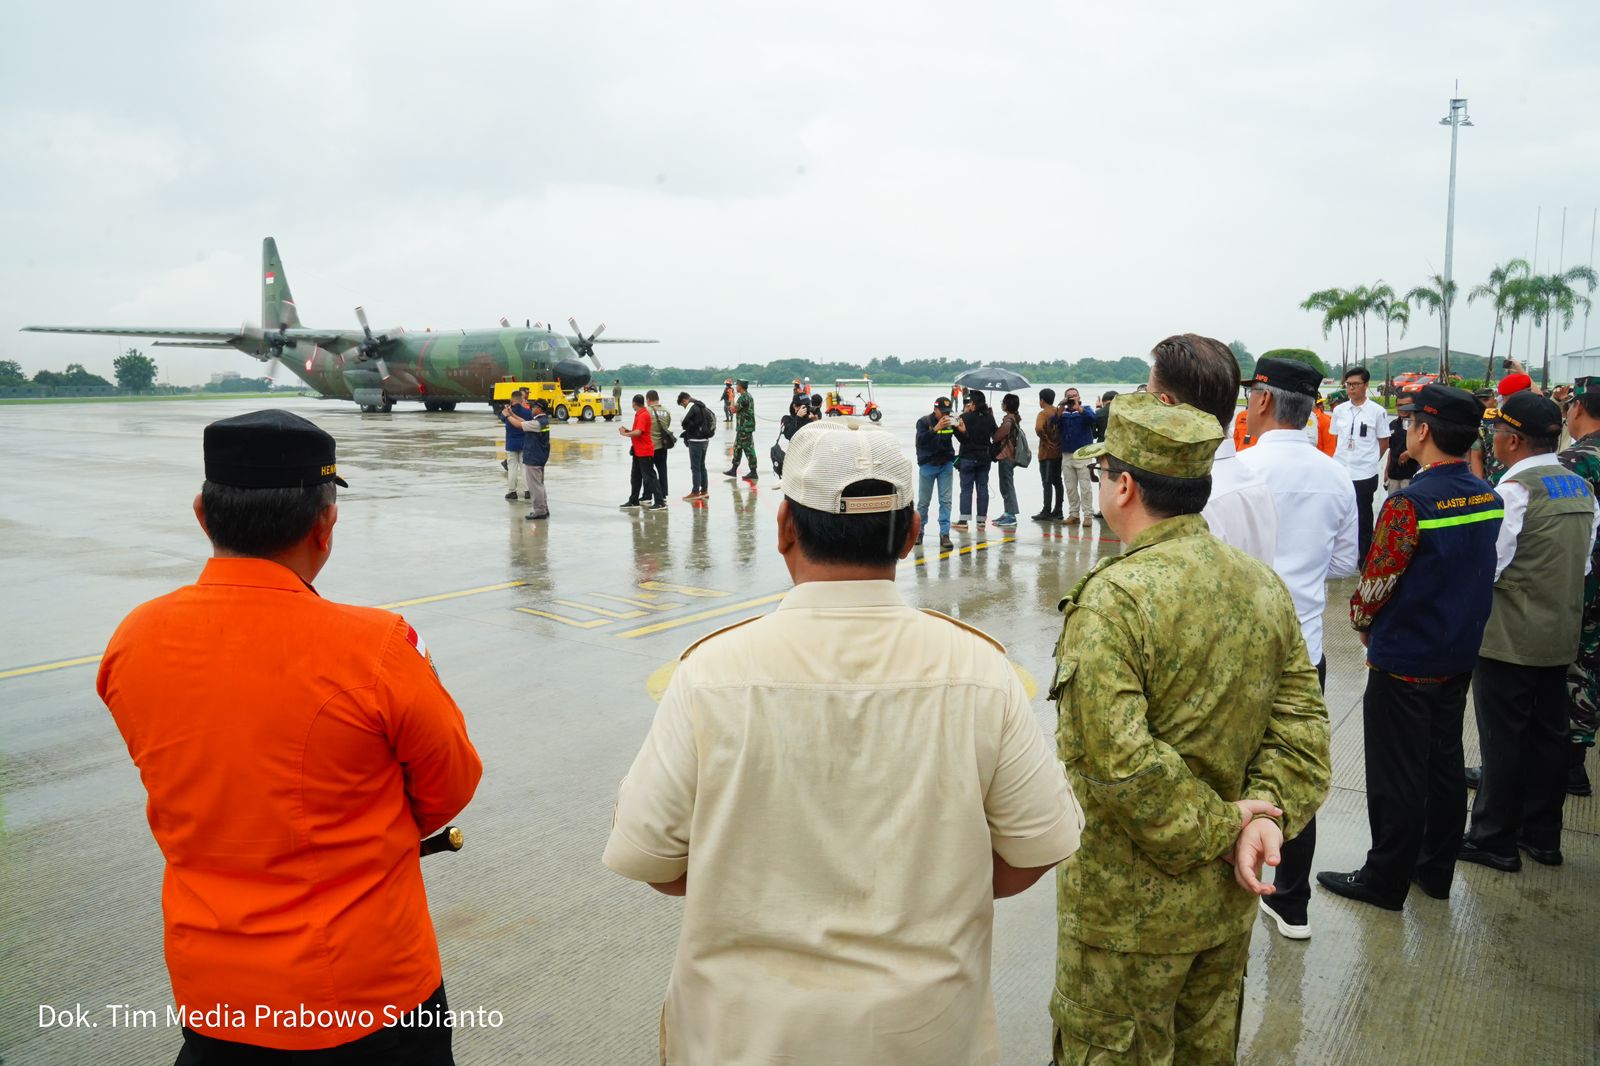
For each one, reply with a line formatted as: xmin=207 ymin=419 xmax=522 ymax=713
xmin=4 ymin=1 xmax=1598 ymax=383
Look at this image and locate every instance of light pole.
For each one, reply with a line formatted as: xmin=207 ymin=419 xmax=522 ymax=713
xmin=1438 ymin=92 xmax=1473 ymax=379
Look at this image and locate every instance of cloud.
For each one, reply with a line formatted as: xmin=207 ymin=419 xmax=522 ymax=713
xmin=3 ymin=0 xmax=1599 ymax=384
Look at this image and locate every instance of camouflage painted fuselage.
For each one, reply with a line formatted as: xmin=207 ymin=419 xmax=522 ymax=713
xmin=287 ymin=328 xmax=588 ymax=402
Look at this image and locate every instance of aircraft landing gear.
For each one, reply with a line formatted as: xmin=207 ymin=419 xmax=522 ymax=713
xmin=423 ymin=400 xmax=458 ymax=412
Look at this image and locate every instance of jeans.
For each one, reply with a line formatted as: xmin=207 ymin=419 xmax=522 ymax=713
xmin=958 ymin=457 xmax=991 ymax=519
xmin=686 ymin=439 xmax=709 ymax=493
xmin=1038 ymin=457 xmax=1062 ymax=515
xmin=917 ymin=461 xmax=954 ymax=535
xmin=1063 ymin=457 xmax=1094 ymax=518
xmin=630 ymin=454 xmax=662 ymax=505
xmin=996 ymin=459 xmax=1019 ymax=516
xmin=1353 ymin=475 xmax=1380 ymax=563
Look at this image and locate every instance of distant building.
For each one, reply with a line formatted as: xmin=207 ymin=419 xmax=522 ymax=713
xmin=209 ymin=371 xmax=241 ymax=385
xmin=1555 ymin=345 xmax=1600 ymax=382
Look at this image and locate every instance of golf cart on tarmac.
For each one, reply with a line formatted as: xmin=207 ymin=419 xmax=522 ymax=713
xmin=824 ymin=377 xmax=883 ymax=422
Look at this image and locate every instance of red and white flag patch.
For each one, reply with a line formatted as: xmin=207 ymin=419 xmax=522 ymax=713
xmin=264 ymin=272 xmax=276 ymax=285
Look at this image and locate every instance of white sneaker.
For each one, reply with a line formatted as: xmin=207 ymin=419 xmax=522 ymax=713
xmin=1258 ymin=898 xmax=1311 ymax=940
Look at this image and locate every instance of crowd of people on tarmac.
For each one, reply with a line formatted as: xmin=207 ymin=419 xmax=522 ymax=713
xmin=92 ymin=331 xmax=1597 ymax=1065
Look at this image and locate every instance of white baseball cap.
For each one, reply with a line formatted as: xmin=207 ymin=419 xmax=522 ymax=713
xmin=781 ymin=420 xmax=915 ymax=514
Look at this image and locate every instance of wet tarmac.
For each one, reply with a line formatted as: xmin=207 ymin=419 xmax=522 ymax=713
xmin=1 ymin=390 xmax=1595 ymax=1065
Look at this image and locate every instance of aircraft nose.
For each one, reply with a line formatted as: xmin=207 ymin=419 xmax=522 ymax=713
xmin=553 ymin=359 xmax=593 ymax=390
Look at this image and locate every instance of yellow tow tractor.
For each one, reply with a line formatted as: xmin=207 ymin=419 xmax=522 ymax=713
xmin=493 ymin=381 xmax=618 ymax=422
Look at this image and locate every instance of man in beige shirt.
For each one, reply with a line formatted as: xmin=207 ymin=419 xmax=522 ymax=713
xmin=604 ymin=419 xmax=1084 ymax=1066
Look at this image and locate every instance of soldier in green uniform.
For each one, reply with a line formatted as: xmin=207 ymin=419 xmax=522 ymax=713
xmin=1558 ymin=376 xmax=1600 ymax=795
xmin=1049 ymin=393 xmax=1331 ymax=1065
xmin=725 ymin=378 xmax=759 ymax=483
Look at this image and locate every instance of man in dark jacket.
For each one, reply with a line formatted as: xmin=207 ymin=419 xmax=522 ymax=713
xmin=915 ymin=396 xmax=957 ymax=551
xmin=505 ymin=399 xmax=552 ymax=519
xmin=952 ymin=390 xmax=997 ymax=531
xmin=677 ymin=392 xmax=716 ymax=500
xmin=497 ymin=388 xmax=532 ymax=500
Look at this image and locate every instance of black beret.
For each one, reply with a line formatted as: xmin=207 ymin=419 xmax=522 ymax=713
xmin=1487 ymin=391 xmax=1563 ymax=438
xmin=1398 ymin=384 xmax=1480 ymax=428
xmin=203 ymin=409 xmax=348 ymax=489
xmin=1250 ymin=357 xmax=1322 ymax=399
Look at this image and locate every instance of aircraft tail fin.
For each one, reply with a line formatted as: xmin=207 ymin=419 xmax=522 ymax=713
xmin=262 ymin=238 xmax=301 ymax=330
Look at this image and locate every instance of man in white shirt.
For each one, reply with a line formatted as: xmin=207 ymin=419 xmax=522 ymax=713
xmin=604 ymin=420 xmax=1083 ymax=1066
xmin=1330 ymin=366 xmax=1391 ymax=564
xmin=1239 ymin=356 xmax=1361 ymax=938
xmin=1146 ymin=334 xmax=1277 ymax=562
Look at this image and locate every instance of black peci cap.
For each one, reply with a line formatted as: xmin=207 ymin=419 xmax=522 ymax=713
xmin=1487 ymin=390 xmax=1564 ymax=438
xmin=1251 ymin=356 xmax=1322 ymax=399
xmin=1397 ymin=384 xmax=1480 ymax=428
xmin=204 ymin=409 xmax=348 ymax=489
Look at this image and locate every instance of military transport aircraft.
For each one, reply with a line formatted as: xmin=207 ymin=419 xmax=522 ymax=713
xmin=23 ymin=238 xmax=656 ymax=413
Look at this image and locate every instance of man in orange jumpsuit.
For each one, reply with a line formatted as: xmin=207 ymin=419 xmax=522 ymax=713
xmin=97 ymin=409 xmax=483 ymax=1064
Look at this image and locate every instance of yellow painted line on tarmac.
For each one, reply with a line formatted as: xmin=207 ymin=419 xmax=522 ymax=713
xmin=515 ymin=607 xmax=612 ymax=629
xmin=376 ymin=580 xmax=527 ymax=609
xmin=591 ymin=592 xmax=684 ymax=612
xmin=0 ymin=654 xmax=103 ymax=681
xmin=637 ymin=580 xmax=730 ymax=599
xmin=616 ymin=592 xmax=789 ymax=640
xmin=911 ymin=536 xmax=1014 ymax=565
xmin=554 ymin=599 xmax=647 ymax=621
xmin=1 ymin=581 xmax=531 ymax=683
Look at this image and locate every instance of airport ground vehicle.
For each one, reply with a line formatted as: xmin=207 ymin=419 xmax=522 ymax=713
xmin=492 ymin=381 xmax=618 ymax=421
xmin=823 ymin=377 xmax=882 ymax=422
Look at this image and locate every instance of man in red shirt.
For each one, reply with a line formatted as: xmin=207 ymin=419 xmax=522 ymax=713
xmin=98 ymin=409 xmax=482 ymax=1063
xmin=620 ymin=392 xmax=665 ymax=509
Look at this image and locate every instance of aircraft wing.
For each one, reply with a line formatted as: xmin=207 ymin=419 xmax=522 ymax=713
xmin=23 ymin=325 xmax=250 ymax=341
xmin=151 ymin=340 xmax=238 ymax=349
xmin=23 ymin=324 xmax=364 ymax=349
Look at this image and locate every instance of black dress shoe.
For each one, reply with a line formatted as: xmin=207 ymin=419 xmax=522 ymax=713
xmin=1315 ymin=870 xmax=1404 ymax=911
xmin=1031 ymin=511 xmax=1051 ymax=521
xmin=504 ymin=491 xmax=519 ymax=500
xmin=1410 ymin=872 xmax=1450 ymax=900
xmin=1464 ymin=765 xmax=1482 ymax=790
xmin=1517 ymin=841 xmax=1563 ymax=866
xmin=1458 ymin=839 xmax=1521 ymax=872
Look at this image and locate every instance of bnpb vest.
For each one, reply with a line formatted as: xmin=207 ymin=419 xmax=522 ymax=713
xmin=1369 ymin=462 xmax=1503 ymax=678
xmin=1478 ymin=463 xmax=1595 ymax=666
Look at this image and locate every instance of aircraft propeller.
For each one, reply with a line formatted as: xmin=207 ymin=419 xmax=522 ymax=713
xmin=568 ymin=318 xmax=607 ymax=370
xmin=354 ymin=306 xmax=392 ymax=380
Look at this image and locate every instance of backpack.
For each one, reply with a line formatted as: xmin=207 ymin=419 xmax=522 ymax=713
xmin=695 ymin=401 xmax=717 ymax=438
xmin=1012 ymin=417 xmax=1033 ymax=468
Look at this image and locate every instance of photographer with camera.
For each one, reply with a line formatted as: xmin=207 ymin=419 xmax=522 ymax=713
xmin=1057 ymin=388 xmax=1098 ymax=527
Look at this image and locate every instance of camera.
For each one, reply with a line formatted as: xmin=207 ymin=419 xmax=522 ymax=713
xmin=1502 ymin=357 xmax=1515 ymax=371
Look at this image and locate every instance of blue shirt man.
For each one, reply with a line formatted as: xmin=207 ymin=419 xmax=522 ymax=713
xmin=915 ymin=397 xmax=958 ymax=550
xmin=498 ymin=390 xmax=533 ymax=499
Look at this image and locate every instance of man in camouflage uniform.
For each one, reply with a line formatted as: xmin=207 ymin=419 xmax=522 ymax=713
xmin=1558 ymin=376 xmax=1600 ymax=795
xmin=724 ymin=378 xmax=759 ymax=483
xmin=1050 ymin=393 xmax=1331 ymax=1064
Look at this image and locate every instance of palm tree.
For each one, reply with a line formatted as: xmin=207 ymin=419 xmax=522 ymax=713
xmin=1500 ymin=275 xmax=1540 ymax=380
xmin=1404 ymin=274 xmax=1459 ymax=377
xmin=1350 ymin=284 xmax=1378 ymax=367
xmin=1369 ymin=282 xmax=1408 ymax=390
xmin=1532 ymin=266 xmax=1600 ymax=389
xmin=1467 ymin=258 xmax=1532 ymax=373
xmin=1301 ymin=288 xmax=1352 ymax=375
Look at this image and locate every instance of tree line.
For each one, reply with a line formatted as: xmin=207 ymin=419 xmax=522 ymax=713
xmin=1302 ymin=261 xmax=1598 ymax=386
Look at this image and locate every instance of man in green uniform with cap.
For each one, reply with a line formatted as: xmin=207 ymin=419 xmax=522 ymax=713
xmin=725 ymin=378 xmax=758 ymax=483
xmin=1049 ymin=392 xmax=1331 ymax=1064
xmin=1557 ymin=376 xmax=1600 ymax=795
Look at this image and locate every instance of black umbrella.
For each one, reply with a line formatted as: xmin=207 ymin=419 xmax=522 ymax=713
xmin=953 ymin=366 xmax=1031 ymax=392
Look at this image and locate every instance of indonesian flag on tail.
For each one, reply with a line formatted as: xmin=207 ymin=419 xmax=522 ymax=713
xmin=264 ymin=272 xmax=276 ymax=285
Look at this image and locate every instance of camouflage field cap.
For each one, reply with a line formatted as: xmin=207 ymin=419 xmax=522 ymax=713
xmin=1574 ymin=376 xmax=1598 ymax=398
xmin=1073 ymin=392 xmax=1223 ymax=478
